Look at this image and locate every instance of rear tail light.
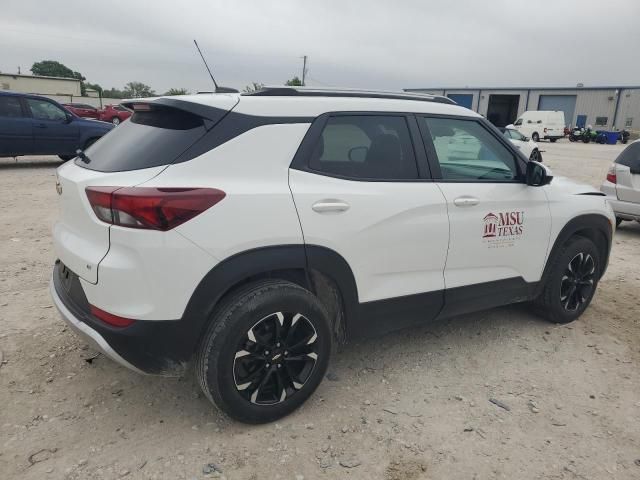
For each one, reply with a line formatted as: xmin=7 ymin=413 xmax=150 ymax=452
xmin=86 ymin=186 xmax=225 ymax=230
xmin=606 ymin=164 xmax=617 ymax=183
xmin=90 ymin=305 xmax=136 ymax=328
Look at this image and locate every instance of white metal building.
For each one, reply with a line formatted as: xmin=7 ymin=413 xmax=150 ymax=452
xmin=0 ymin=73 xmax=123 ymax=107
xmin=405 ymin=85 xmax=640 ymax=131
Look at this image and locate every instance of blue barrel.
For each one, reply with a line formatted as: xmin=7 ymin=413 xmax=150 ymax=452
xmin=605 ymin=131 xmax=618 ymax=144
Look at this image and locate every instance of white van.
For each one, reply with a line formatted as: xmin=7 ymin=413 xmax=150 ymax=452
xmin=513 ymin=110 xmax=565 ymax=142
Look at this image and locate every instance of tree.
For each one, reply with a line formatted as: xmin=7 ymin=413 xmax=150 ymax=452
xmin=31 ymin=60 xmax=87 ymax=94
xmin=243 ymin=82 xmax=264 ymax=93
xmin=123 ymin=81 xmax=156 ymax=98
xmin=285 ymin=76 xmax=303 ymax=86
xmin=102 ymin=88 xmax=126 ymax=99
xmin=85 ymin=82 xmax=103 ymax=95
xmin=164 ymin=88 xmax=189 ymax=96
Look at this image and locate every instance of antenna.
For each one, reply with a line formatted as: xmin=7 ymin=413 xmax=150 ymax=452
xmin=194 ymin=39 xmax=219 ymax=91
xmin=192 ymin=40 xmax=239 ymax=93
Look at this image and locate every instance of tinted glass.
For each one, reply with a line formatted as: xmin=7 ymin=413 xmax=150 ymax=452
xmin=309 ymin=115 xmax=418 ymax=180
xmin=422 ymin=117 xmax=518 ymax=181
xmin=0 ymin=97 xmax=24 ymax=118
xmin=26 ymin=98 xmax=67 ymax=121
xmin=77 ymin=105 xmax=207 ymax=172
xmin=615 ymin=142 xmax=640 ymax=168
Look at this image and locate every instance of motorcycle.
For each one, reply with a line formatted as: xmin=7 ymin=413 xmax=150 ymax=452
xmin=568 ymin=127 xmax=583 ymax=142
xmin=619 ymin=129 xmax=630 ymax=144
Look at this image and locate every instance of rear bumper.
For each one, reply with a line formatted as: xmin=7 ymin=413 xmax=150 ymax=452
xmin=600 ymin=183 xmax=640 ymax=220
xmin=50 ymin=261 xmax=193 ymax=376
xmin=50 ymin=276 xmax=145 ymax=374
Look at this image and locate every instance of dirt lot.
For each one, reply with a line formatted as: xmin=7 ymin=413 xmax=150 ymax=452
xmin=1 ymin=141 xmax=639 ymax=480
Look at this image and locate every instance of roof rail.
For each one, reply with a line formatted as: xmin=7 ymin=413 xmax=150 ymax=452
xmin=243 ymin=86 xmax=456 ymax=105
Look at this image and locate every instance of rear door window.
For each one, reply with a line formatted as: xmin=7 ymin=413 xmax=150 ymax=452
xmin=0 ymin=97 xmax=25 ymax=117
xmin=309 ymin=115 xmax=419 ymax=180
xmin=77 ymin=105 xmax=209 ymax=172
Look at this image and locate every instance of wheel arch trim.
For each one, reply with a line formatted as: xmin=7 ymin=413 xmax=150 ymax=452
xmin=181 ymin=244 xmax=359 ymax=355
xmin=541 ymin=214 xmax=612 ymax=289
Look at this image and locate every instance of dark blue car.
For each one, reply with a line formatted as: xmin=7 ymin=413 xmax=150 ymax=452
xmin=0 ymin=91 xmax=113 ymax=160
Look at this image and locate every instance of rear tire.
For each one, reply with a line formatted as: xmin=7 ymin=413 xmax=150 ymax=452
xmin=549 ymin=138 xmax=557 ymax=143
xmin=534 ymin=237 xmax=600 ymax=324
xmin=616 ymin=217 xmax=623 ymax=227
xmin=532 ymin=132 xmax=540 ymax=142
xmin=195 ymin=279 xmax=332 ymax=423
xmin=111 ymin=117 xmax=121 ymax=126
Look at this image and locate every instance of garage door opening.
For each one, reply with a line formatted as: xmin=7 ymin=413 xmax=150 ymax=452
xmin=486 ymin=94 xmax=520 ymax=127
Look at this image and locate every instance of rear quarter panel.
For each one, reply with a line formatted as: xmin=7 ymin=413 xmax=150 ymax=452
xmin=139 ymin=123 xmax=311 ymax=260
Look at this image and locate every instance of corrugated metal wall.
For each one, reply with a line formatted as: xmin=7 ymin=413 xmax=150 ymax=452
xmin=407 ymin=87 xmax=640 ymax=131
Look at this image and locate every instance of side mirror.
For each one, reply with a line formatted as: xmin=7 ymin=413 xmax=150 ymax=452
xmin=65 ymin=113 xmax=74 ymax=124
xmin=348 ymin=146 xmax=368 ymax=162
xmin=523 ymin=136 xmax=530 ymax=142
xmin=526 ymin=161 xmax=553 ymax=186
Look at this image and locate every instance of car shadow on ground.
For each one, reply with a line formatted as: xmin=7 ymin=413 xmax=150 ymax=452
xmin=67 ymin=302 xmax=549 ymax=427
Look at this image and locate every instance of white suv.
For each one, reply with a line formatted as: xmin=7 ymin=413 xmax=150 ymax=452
xmin=51 ymin=87 xmax=615 ymax=423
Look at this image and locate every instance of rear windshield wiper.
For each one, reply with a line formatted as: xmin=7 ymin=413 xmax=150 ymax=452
xmin=76 ymin=149 xmax=91 ymax=164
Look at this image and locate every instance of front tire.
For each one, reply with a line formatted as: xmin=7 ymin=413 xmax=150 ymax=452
xmin=196 ymin=280 xmax=332 ymax=423
xmin=111 ymin=117 xmax=121 ymax=126
xmin=534 ymin=237 xmax=601 ymax=324
xmin=532 ymin=132 xmax=540 ymax=142
xmin=549 ymin=138 xmax=557 ymax=143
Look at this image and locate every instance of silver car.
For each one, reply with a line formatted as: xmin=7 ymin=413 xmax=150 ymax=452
xmin=601 ymin=140 xmax=640 ymax=226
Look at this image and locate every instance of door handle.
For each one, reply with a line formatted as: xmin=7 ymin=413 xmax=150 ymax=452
xmin=312 ymin=200 xmax=350 ymax=213
xmin=453 ymin=196 xmax=479 ymax=207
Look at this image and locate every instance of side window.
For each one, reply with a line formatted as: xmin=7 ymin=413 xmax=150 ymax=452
xmin=26 ymin=98 xmax=68 ymax=121
xmin=421 ymin=117 xmax=519 ymax=182
xmin=309 ymin=115 xmax=419 ymax=180
xmin=514 ymin=118 xmax=522 ymax=126
xmin=595 ymin=116 xmax=608 ymax=127
xmin=0 ymin=97 xmax=25 ymax=118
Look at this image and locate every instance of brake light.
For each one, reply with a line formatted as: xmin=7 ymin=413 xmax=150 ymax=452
xmin=606 ymin=164 xmax=617 ymax=183
xmin=90 ymin=305 xmax=136 ymax=328
xmin=86 ymin=187 xmax=225 ymax=230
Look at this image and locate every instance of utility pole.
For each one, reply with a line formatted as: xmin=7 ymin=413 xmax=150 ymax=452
xmin=301 ymin=55 xmax=307 ymax=86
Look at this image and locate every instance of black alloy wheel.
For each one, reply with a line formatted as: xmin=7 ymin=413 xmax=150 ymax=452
xmin=233 ymin=311 xmax=319 ymax=405
xmin=560 ymin=252 xmax=596 ymax=312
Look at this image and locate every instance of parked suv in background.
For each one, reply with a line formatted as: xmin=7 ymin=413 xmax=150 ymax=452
xmin=51 ymin=88 xmax=614 ymax=423
xmin=0 ymin=91 xmax=113 ymax=160
xmin=601 ymin=140 xmax=640 ymax=226
xmin=63 ymin=103 xmax=100 ymax=120
xmin=98 ymin=104 xmax=132 ymax=125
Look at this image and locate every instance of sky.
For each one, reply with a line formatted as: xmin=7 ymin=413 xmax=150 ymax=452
xmin=1 ymin=0 xmax=639 ymax=94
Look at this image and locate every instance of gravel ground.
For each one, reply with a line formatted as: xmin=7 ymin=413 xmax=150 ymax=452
xmin=1 ymin=141 xmax=639 ymax=480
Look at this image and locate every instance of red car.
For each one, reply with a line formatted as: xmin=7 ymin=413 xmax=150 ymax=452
xmin=99 ymin=104 xmax=132 ymax=125
xmin=62 ymin=103 xmax=100 ymax=120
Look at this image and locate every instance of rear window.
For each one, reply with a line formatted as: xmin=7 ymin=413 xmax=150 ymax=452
xmin=76 ymin=105 xmax=208 ymax=172
xmin=616 ymin=142 xmax=640 ymax=169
